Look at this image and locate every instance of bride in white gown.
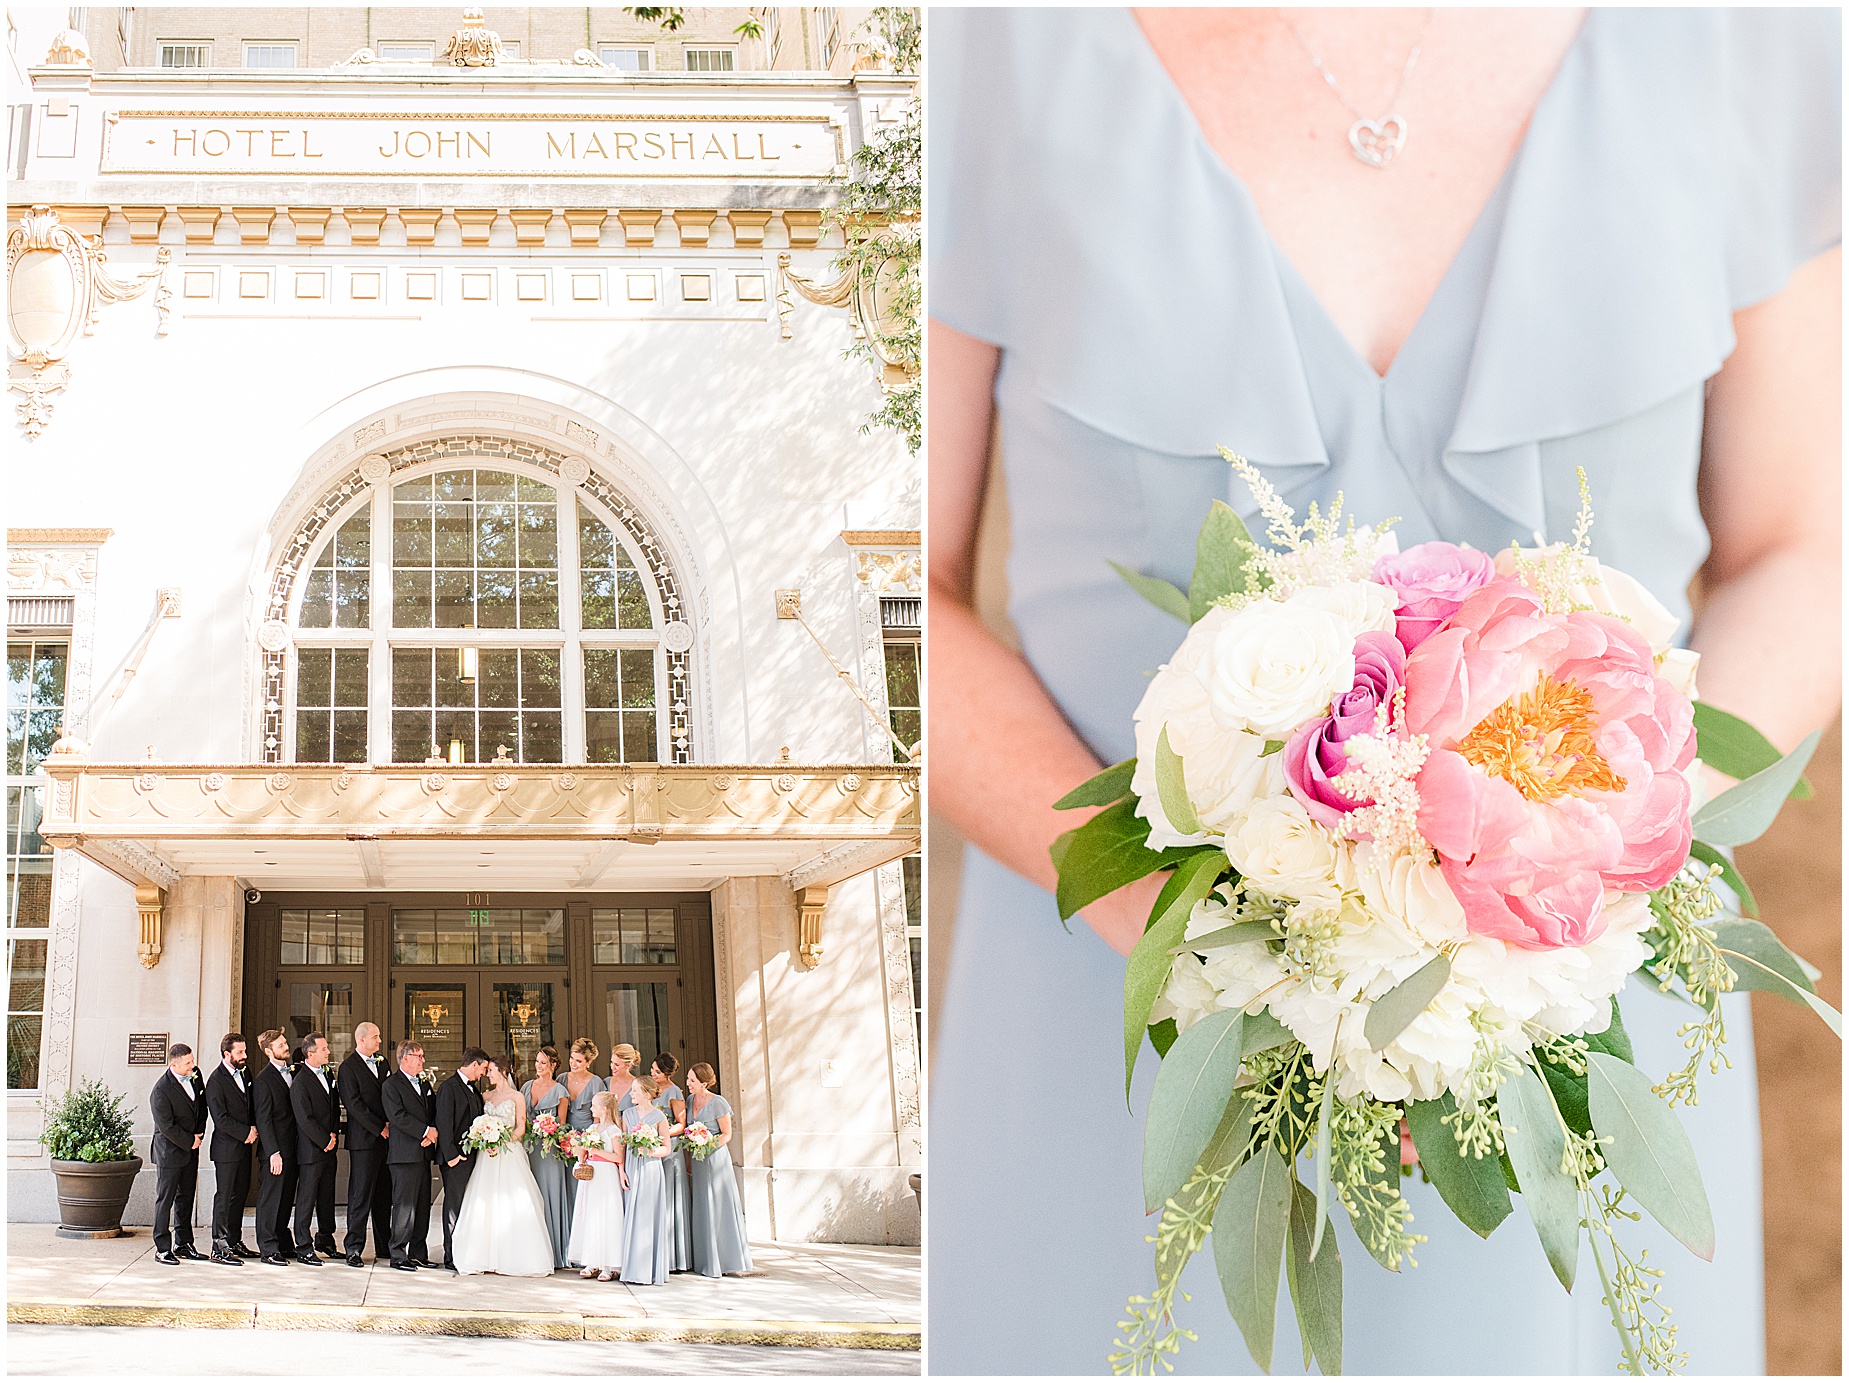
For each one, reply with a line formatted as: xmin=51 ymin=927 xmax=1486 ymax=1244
xmin=452 ymin=1057 xmax=556 ymax=1277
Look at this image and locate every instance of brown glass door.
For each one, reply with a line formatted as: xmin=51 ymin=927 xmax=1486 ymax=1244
xmin=401 ymin=974 xmax=470 ymax=1084
xmin=597 ymin=976 xmax=682 ymax=1072
xmin=485 ymin=975 xmax=563 ymax=1084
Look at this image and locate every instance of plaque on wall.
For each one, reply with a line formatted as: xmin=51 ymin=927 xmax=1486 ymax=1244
xmin=128 ymin=1033 xmax=170 ymax=1066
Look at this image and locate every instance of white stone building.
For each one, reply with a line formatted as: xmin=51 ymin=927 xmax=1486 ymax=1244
xmin=5 ymin=6 xmax=921 ymax=1246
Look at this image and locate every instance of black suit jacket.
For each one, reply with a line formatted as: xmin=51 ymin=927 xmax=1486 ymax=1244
xmin=290 ymin=1063 xmax=339 ymax=1164
xmin=149 ymin=1069 xmax=205 ymax=1166
xmin=253 ymin=1062 xmax=298 ymax=1162
xmin=381 ymin=1069 xmax=436 ymax=1165
xmin=337 ymin=1051 xmax=388 ymax=1151
xmin=434 ymin=1072 xmax=484 ymax=1167
xmin=204 ymin=1062 xmax=254 ymax=1163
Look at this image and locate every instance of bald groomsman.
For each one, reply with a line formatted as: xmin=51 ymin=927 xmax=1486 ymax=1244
xmin=337 ymin=1022 xmax=393 ymax=1266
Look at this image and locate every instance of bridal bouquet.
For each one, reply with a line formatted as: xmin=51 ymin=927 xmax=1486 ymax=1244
xmin=526 ymin=1110 xmax=569 ymax=1160
xmin=681 ymin=1123 xmax=717 ymax=1161
xmin=1052 ymin=455 xmax=1838 ymax=1377
xmin=623 ymin=1127 xmax=665 ymax=1158
xmin=462 ymin=1113 xmax=515 ymax=1158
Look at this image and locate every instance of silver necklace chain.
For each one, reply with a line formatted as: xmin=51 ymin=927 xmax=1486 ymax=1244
xmin=1283 ymin=12 xmax=1433 ymax=170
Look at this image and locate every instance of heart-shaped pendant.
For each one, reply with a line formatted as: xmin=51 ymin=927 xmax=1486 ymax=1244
xmin=1348 ymin=116 xmax=1407 ymax=170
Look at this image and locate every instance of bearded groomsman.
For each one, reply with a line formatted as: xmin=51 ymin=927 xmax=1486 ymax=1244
xmin=381 ymin=1040 xmax=439 ymax=1271
xmin=204 ymin=1033 xmax=259 ymax=1263
xmin=251 ymin=1029 xmax=299 ymax=1266
xmin=337 ymin=1022 xmax=393 ymax=1265
xmin=435 ymin=1049 xmax=489 ymax=1272
xmin=289 ymin=1032 xmax=339 ymax=1265
xmin=148 ymin=1042 xmax=209 ymax=1264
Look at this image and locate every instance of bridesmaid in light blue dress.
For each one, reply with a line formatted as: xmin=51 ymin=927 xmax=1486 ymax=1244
xmin=686 ymin=1063 xmax=754 ymax=1278
xmin=562 ymin=1038 xmax=607 ymax=1139
xmin=609 ymin=1043 xmax=639 ymax=1122
xmin=929 ymin=8 xmax=1839 ymax=1376
xmin=618 ymin=1078 xmax=673 ymax=1286
xmin=651 ymin=1054 xmax=695 ymax=1273
xmin=521 ymin=1046 xmax=574 ymax=1269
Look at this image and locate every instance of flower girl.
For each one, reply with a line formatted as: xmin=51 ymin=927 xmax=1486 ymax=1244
xmin=565 ymin=1090 xmax=627 ymax=1282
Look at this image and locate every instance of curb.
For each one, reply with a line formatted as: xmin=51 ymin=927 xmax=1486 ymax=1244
xmin=7 ymin=1300 xmax=920 ymax=1350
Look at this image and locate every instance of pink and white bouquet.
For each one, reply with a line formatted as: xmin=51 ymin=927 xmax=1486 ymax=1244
xmin=680 ymin=1122 xmax=717 ymax=1161
xmin=462 ymin=1113 xmax=515 ymax=1158
xmin=1055 ymin=455 xmax=1836 ymax=1377
xmin=525 ymin=1110 xmax=570 ymax=1160
xmin=623 ymin=1126 xmax=664 ymax=1158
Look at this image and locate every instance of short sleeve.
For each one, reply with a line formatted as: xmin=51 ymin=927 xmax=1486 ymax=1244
xmin=927 ymin=10 xmax=1020 ymax=346
xmin=1719 ymin=7 xmax=1842 ymax=308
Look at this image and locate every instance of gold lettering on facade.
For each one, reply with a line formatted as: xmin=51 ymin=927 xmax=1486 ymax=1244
xmin=643 ymin=132 xmax=666 ymax=159
xmin=404 ymin=130 xmax=432 ymax=158
xmin=270 ymin=130 xmax=292 ymax=157
xmin=615 ymin=132 xmax=638 ymax=159
xmin=199 ymin=128 xmax=230 ymax=156
xmin=669 ymin=132 xmax=694 ymax=159
xmin=703 ymin=133 xmax=726 ymax=158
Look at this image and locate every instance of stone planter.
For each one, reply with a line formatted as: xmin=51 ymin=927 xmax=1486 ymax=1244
xmin=49 ymin=1156 xmax=142 ymax=1238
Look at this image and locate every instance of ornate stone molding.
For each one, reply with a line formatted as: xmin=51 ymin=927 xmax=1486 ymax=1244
xmin=784 ymin=837 xmax=900 ymax=893
xmin=796 ymin=885 xmax=829 ymax=969
xmin=7 ymin=206 xmax=169 ymax=437
xmin=776 ymin=233 xmax=918 ymax=390
xmin=443 ymin=9 xmax=505 ymax=67
xmin=874 ymin=859 xmax=922 ymax=1136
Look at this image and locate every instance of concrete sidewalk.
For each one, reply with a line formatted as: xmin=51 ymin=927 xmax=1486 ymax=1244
xmin=5 ymin=1224 xmax=918 ymax=1350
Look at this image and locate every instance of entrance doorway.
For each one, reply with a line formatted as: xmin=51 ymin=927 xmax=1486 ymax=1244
xmin=398 ymin=971 xmax=566 ymax=1084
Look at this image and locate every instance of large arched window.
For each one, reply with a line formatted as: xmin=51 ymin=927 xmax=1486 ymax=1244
xmin=277 ymin=449 xmax=679 ymax=766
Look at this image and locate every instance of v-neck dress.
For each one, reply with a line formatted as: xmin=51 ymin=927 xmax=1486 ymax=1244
xmin=929 ymin=8 xmax=1839 ymax=1376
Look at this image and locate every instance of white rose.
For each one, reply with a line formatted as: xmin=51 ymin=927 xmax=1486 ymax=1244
xmin=1151 ymin=954 xmax=1224 ymax=1035
xmin=1658 ymin=647 xmax=1700 ymax=700
xmin=1348 ymin=843 xmax=1468 ymax=949
xmin=1223 ymin=796 xmax=1344 ymax=903
xmin=1189 ymin=601 xmax=1357 ymax=740
xmin=1286 ymin=580 xmax=1400 ymax=639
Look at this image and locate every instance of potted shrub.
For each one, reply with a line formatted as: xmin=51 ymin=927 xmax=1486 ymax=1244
xmin=40 ymin=1078 xmax=141 ymax=1238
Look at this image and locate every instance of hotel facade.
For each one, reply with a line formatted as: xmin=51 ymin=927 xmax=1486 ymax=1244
xmin=6 ymin=6 xmax=922 ymax=1246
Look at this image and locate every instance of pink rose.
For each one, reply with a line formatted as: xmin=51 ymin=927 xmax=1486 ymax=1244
xmin=1284 ymin=632 xmax=1406 ymax=827
xmin=1404 ymin=580 xmax=1695 ymax=949
xmin=1373 ymin=542 xmax=1497 ymax=652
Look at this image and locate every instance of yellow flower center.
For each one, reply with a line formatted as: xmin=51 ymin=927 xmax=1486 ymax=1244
xmin=1457 ymin=675 xmax=1627 ymax=801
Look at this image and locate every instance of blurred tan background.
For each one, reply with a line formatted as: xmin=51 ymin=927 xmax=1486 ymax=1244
xmin=927 ymin=450 xmax=1842 ymax=1375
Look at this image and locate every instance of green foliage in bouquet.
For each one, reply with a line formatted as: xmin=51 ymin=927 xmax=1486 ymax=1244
xmin=39 ymin=1077 xmax=136 ymax=1163
xmin=1059 ymin=493 xmax=1839 ymax=1378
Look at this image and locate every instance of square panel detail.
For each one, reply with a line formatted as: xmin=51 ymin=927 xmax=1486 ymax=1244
xmin=571 ymin=273 xmax=602 ymax=302
xmin=625 ymin=274 xmax=656 ymax=301
xmin=293 ymin=271 xmax=327 ymax=300
xmin=460 ymin=272 xmax=493 ymax=301
xmin=238 ymin=270 xmax=270 ymax=299
xmin=679 ymin=274 xmax=711 ymax=302
xmin=515 ymin=273 xmax=547 ymax=302
xmin=405 ymin=272 xmax=439 ymax=301
xmin=181 ymin=270 xmax=215 ymax=299
xmin=735 ymin=275 xmax=766 ymax=302
xmin=350 ymin=271 xmax=383 ymax=300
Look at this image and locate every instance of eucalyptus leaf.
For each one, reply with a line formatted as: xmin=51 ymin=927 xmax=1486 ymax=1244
xmin=1173 ymin=920 xmax=1280 ymax=955
xmin=1404 ymin=1094 xmax=1512 ymax=1238
xmin=1587 ymin=1053 xmax=1715 ymax=1261
xmin=1212 ymin=1144 xmax=1292 ymax=1373
xmin=1499 ymin=1064 xmax=1579 ymax=1291
xmin=1693 ymin=702 xmax=1813 ymax=799
xmin=1286 ymin=1176 xmax=1344 ymax=1376
xmin=1190 ymin=500 xmax=1254 ymax=623
xmin=1311 ymin=1054 xmax=1337 ymax=1260
xmin=1715 ymin=943 xmax=1844 ymax=1038
xmin=1686 ymin=839 xmax=1758 ymax=918
xmin=1689 ymin=728 xmax=1821 ymax=847
xmin=1148 ymin=1017 xmax=1179 ymax=1059
xmin=1363 ymin=954 xmax=1452 ymax=1051
xmin=1588 ymin=995 xmax=1634 ymax=1064
xmin=1123 ymin=850 xmax=1228 ymax=1097
xmin=1144 ymin=1010 xmax=1247 ymax=1213
xmin=1054 ymin=757 xmax=1138 ymax=811
xmin=1155 ymin=726 xmax=1204 ymax=836
xmin=1242 ymin=1010 xmax=1296 ymax=1058
xmin=1712 ymin=918 xmax=1815 ymax=994
xmin=1109 ymin=560 xmax=1191 ymax=624
xmin=1054 ymin=798 xmax=1202 ymax=921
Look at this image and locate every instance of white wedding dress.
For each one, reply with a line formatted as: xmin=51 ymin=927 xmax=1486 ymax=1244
xmin=451 ymin=1097 xmax=556 ymax=1277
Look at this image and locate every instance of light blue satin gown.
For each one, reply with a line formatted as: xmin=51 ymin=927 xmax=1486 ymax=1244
xmin=687 ymin=1095 xmax=754 ymax=1277
xmin=659 ymin=1081 xmax=694 ymax=1272
xmin=929 ymin=8 xmax=1840 ymax=1376
xmin=521 ymin=1078 xmax=574 ymax=1268
xmin=619 ymin=1108 xmax=673 ymax=1286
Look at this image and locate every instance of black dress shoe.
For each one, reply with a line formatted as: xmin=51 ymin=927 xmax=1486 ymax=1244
xmin=261 ymin=1253 xmax=291 ymax=1266
xmin=154 ymin=1250 xmax=180 ymax=1265
xmin=412 ymin=1258 xmax=439 ymax=1270
xmin=230 ymin=1244 xmax=260 ymax=1259
xmin=346 ymin=1253 xmax=365 ymax=1267
xmin=294 ymin=1251 xmax=323 ymax=1266
xmin=391 ymin=1259 xmax=418 ymax=1272
xmin=442 ymin=1263 xmax=459 ymax=1273
xmin=315 ymin=1241 xmax=338 ymax=1256
xmin=175 ymin=1245 xmax=210 ymax=1262
xmin=211 ymin=1249 xmax=242 ymax=1266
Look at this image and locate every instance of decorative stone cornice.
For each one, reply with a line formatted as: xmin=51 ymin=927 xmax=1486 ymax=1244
xmin=785 ymin=838 xmax=900 ymax=893
xmin=7 ymin=528 xmax=114 ymax=544
xmin=841 ymin=530 xmax=920 ymax=548
xmin=84 ymin=837 xmax=184 ymax=890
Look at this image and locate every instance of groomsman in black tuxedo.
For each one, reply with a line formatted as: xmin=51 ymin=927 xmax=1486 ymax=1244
xmin=251 ymin=1028 xmax=299 ymax=1265
xmin=204 ymin=1032 xmax=259 ymax=1264
xmin=381 ymin=1039 xmax=439 ymax=1271
xmin=337 ymin=1021 xmax=393 ymax=1266
xmin=435 ymin=1048 xmax=489 ymax=1272
xmin=148 ymin=1042 xmax=209 ymax=1264
xmin=289 ymin=1032 xmax=339 ymax=1265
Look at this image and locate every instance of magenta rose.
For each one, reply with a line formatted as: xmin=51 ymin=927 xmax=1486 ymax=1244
xmin=1372 ymin=542 xmax=1497 ymax=652
xmin=1283 ymin=631 xmax=1407 ymax=828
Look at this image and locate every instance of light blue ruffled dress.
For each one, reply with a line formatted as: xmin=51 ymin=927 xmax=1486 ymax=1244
xmin=521 ymin=1078 xmax=574 ymax=1268
xmin=619 ymin=1108 xmax=673 ymax=1286
xmin=658 ymin=1080 xmax=694 ymax=1272
xmin=687 ymin=1094 xmax=754 ymax=1277
xmin=928 ymin=8 xmax=1840 ymax=1376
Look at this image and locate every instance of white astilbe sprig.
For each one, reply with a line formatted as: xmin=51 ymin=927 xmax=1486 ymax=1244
xmin=1506 ymin=466 xmax=1598 ymax=615
xmin=1218 ymin=448 xmax=1397 ymax=602
xmin=1332 ymin=694 xmax=1430 ymax=853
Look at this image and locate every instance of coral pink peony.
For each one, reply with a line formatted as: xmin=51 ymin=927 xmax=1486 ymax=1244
xmin=1403 ymin=578 xmax=1695 ymax=949
xmin=1283 ymin=632 xmax=1406 ymax=828
xmin=1373 ymin=542 xmax=1497 ymax=652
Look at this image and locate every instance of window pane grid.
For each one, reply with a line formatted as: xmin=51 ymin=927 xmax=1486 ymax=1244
xmin=584 ymin=647 xmax=658 ymax=763
xmin=883 ymin=638 xmax=920 ymax=751
xmin=279 ymin=907 xmax=365 ymax=966
xmin=590 ymin=907 xmax=677 ymax=964
xmin=299 ymin=510 xmax=371 ymax=629
xmin=393 ymin=469 xmax=559 ymax=630
xmin=294 ymin=646 xmax=369 ymax=763
xmin=391 ymin=646 xmax=561 ymax=763
xmin=579 ymin=503 xmax=653 ymax=631
xmin=392 ymin=907 xmax=564 ymax=965
xmin=5 ymin=638 xmax=61 ymax=1091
